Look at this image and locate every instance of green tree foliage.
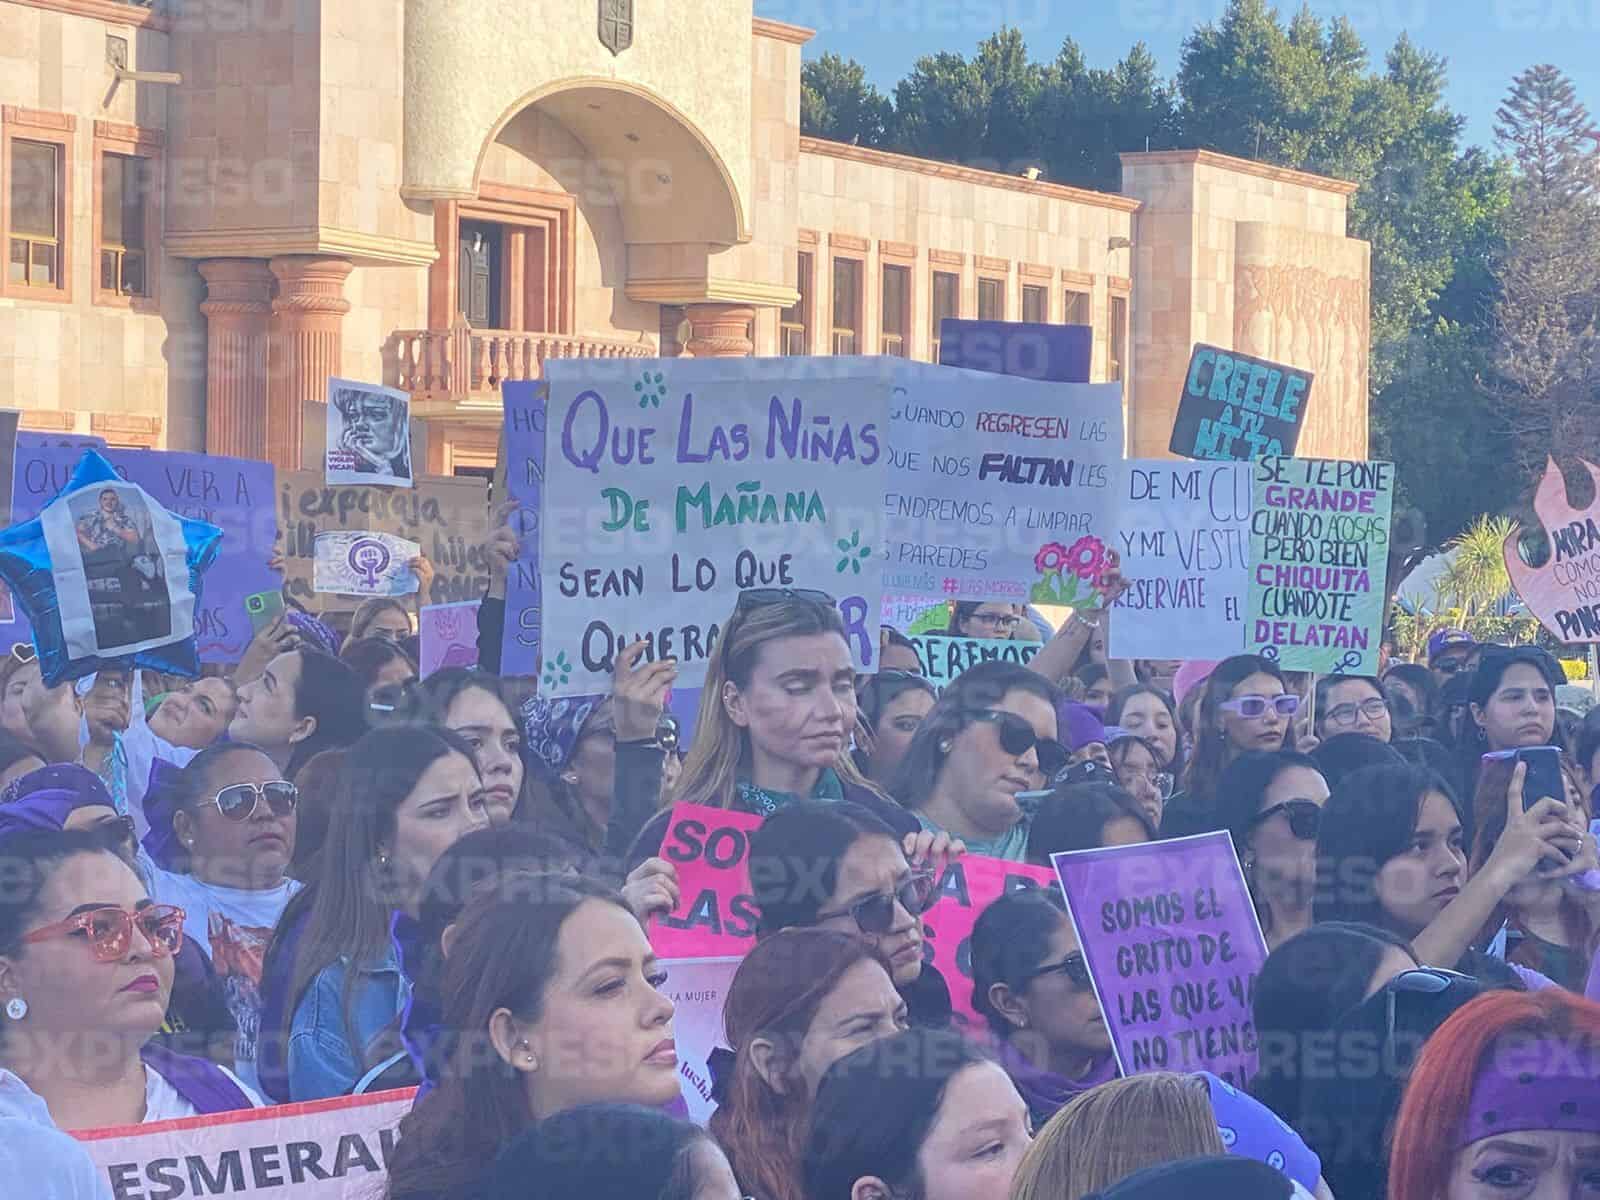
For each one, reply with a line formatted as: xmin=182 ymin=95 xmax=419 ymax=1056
xmin=801 ymin=53 xmax=892 ymax=147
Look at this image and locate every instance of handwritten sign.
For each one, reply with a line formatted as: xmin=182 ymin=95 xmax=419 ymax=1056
xmin=651 ymin=803 xmax=763 ymax=960
xmin=910 ymin=634 xmax=1040 ymax=688
xmin=10 ymin=447 xmax=276 ymax=663
xmin=74 ymin=1087 xmax=415 ymax=1199
xmin=1052 ymin=832 xmax=1268 ymax=1088
xmin=937 ymin=319 xmax=1092 ymax=383
xmin=278 ymin=471 xmax=489 ymax=613
xmin=882 ymin=593 xmax=951 ymax=635
xmin=1504 ymin=458 xmax=1600 ymax=642
xmin=313 ymin=532 xmax=419 ymax=596
xmin=1110 ymin=460 xmax=1250 ymax=661
xmin=1169 ymin=345 xmax=1313 ymax=461
xmin=1247 ymin=457 xmax=1393 ymax=674
xmin=500 ymin=381 xmax=546 ymax=677
xmin=886 ymin=363 xmax=1123 ymax=608
xmin=419 ymin=600 xmax=481 ymax=675
xmin=921 ymin=855 xmax=1055 ymax=1032
xmin=661 ymin=955 xmax=742 ymax=1126
xmin=539 ymin=357 xmax=890 ymax=697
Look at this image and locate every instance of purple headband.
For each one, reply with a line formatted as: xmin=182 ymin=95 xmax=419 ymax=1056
xmin=0 ymin=764 xmax=115 ymax=840
xmin=1057 ymin=700 xmax=1108 ymax=752
xmin=287 ymin=609 xmax=344 ymax=658
xmin=519 ymin=694 xmax=601 ymax=773
xmin=1456 ymin=1035 xmax=1600 ymax=1148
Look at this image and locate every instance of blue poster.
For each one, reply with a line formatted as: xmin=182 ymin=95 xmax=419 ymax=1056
xmin=937 ymin=319 xmax=1092 ymax=383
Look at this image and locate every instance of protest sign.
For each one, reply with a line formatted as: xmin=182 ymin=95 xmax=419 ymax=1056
xmin=1169 ymin=345 xmax=1313 ymax=461
xmin=920 ymin=855 xmax=1055 ymax=1032
xmin=660 ymin=955 xmax=742 ymax=1126
xmin=325 ymin=379 xmax=412 ymax=488
xmin=1247 ymin=457 xmax=1393 ymax=674
xmin=881 ymin=593 xmax=950 ymax=634
xmin=1110 ymin=460 xmax=1250 ymax=661
xmin=937 ymin=319 xmax=1092 ymax=383
xmin=910 ymin=633 xmax=1040 ymax=688
xmin=499 ymin=380 xmax=546 ymax=677
xmin=1052 ymin=832 xmax=1268 ymax=1087
xmin=651 ymin=802 xmax=763 ymax=960
xmin=539 ymin=357 xmax=891 ymax=697
xmin=74 ymin=1087 xmax=415 ymax=1199
xmin=885 ymin=363 xmax=1123 ymax=607
xmin=418 ymin=600 xmax=482 ymax=675
xmin=278 ymin=471 xmax=490 ymax=612
xmin=1503 ymin=458 xmax=1600 ymax=642
xmin=10 ymin=446 xmax=276 ymax=663
xmin=312 ymin=531 xmax=419 ymax=596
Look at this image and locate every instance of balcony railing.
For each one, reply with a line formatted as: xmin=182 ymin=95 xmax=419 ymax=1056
xmin=392 ymin=326 xmax=654 ymax=403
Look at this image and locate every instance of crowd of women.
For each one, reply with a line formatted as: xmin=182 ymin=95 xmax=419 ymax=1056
xmin=0 ymin=556 xmax=1597 ymax=1199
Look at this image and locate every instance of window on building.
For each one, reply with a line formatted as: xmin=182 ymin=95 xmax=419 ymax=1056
xmin=1063 ymin=289 xmax=1090 ymax=326
xmin=781 ymin=251 xmax=812 ymax=354
xmin=881 ymin=264 xmax=909 ymax=356
xmin=978 ymin=277 xmax=1004 ymax=321
xmin=930 ymin=270 xmax=959 ymax=360
xmin=1021 ymin=284 xmax=1047 ymax=324
xmin=10 ymin=140 xmax=61 ymax=288
xmin=832 ymin=256 xmax=861 ymax=355
xmin=1109 ymin=294 xmax=1129 ymax=383
xmin=100 ymin=153 xmax=151 ymax=298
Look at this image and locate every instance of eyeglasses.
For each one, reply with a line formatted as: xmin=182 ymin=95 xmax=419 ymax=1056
xmin=735 ymin=588 xmax=835 ymax=612
xmin=1433 ymin=658 xmax=1466 ymax=675
xmin=1027 ymin=951 xmax=1091 ymax=990
xmin=1219 ymin=694 xmax=1300 ymax=720
xmin=1250 ymin=799 xmax=1323 ymax=840
xmin=23 ymin=903 xmax=186 ymax=962
xmin=368 ymin=678 xmax=421 ymax=716
xmin=816 ymin=872 xmax=937 ymax=935
xmin=1324 ymin=697 xmax=1389 ymax=728
xmin=1119 ymin=766 xmax=1175 ymax=799
xmin=966 ymin=611 xmax=1021 ymax=632
xmin=206 ymin=780 xmax=298 ymax=822
xmin=9 ymin=642 xmax=36 ymax=665
xmin=965 ymin=709 xmax=1067 ymax=777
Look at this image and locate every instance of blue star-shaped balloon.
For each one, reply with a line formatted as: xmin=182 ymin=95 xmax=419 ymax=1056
xmin=0 ymin=450 xmax=222 ymax=686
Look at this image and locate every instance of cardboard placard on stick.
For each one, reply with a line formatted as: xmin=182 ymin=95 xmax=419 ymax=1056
xmin=1169 ymin=345 xmax=1313 ymax=462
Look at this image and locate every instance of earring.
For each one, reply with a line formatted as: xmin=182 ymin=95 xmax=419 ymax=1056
xmin=5 ymin=997 xmax=26 ymax=1020
xmin=937 ymin=739 xmax=952 ymax=755
xmin=377 ymin=851 xmax=389 ymax=867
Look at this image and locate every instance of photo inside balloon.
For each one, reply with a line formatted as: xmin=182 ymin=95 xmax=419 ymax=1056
xmin=0 ymin=450 xmax=222 ymax=685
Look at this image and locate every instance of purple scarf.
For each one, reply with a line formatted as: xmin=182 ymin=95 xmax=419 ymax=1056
xmin=993 ymin=1037 xmax=1119 ymax=1123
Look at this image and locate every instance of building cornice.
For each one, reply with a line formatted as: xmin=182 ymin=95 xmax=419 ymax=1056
xmin=752 ymin=16 xmax=815 ymax=45
xmin=166 ymin=227 xmax=439 ymax=267
xmin=626 ymin=276 xmax=800 ymax=309
xmin=6 ymin=0 xmax=169 ymax=31
xmin=1118 ymin=148 xmax=1360 ymax=197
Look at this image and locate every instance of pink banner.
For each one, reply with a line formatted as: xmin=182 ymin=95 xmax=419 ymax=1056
xmin=921 ymin=854 xmax=1056 ymax=1034
xmin=651 ymin=803 xmax=763 ymax=959
xmin=418 ymin=600 xmax=481 ymax=676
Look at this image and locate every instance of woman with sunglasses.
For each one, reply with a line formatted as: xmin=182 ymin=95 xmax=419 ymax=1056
xmin=1382 ymin=662 xmax=1441 ymax=737
xmin=1212 ymin=752 xmax=1329 ymax=951
xmin=341 ymin=636 xmax=418 ymax=714
xmin=1313 ymin=674 xmax=1392 ymax=744
xmin=1469 ymin=755 xmax=1600 ymax=995
xmin=852 ymin=670 xmax=938 ymax=789
xmin=890 ymin=661 xmax=1065 ymax=861
xmin=1388 ymin=988 xmax=1600 ymax=1200
xmin=1314 ymin=762 xmax=1586 ymax=988
xmin=258 ymin=725 xmax=489 ymax=1102
xmin=1167 ymin=655 xmax=1297 ymax=838
xmin=1026 ymin=781 xmax=1155 ymax=865
xmin=971 ymin=886 xmax=1116 ymax=1125
xmin=711 ymin=929 xmax=907 ymax=1200
xmin=1108 ymin=733 xmax=1172 ymax=828
xmin=0 ymin=827 xmax=259 ymax=1132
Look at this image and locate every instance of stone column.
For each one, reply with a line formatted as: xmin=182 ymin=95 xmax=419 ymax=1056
xmin=683 ymin=303 xmax=755 ymax=357
xmin=267 ymin=255 xmax=353 ymax=469
xmin=198 ymin=259 xmax=274 ymax=459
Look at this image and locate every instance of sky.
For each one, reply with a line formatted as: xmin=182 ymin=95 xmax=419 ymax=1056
xmin=753 ymin=0 xmax=1600 ymax=153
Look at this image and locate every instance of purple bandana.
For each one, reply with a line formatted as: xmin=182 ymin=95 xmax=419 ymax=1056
xmin=0 ymin=764 xmax=115 ymax=840
xmin=519 ymin=694 xmax=602 ymax=773
xmin=1456 ymin=1035 xmax=1600 ymax=1148
xmin=286 ymin=609 xmax=344 ymax=658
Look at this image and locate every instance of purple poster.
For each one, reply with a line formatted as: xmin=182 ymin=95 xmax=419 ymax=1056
xmin=1051 ymin=831 xmax=1268 ymax=1088
xmin=499 ymin=380 xmax=545 ymax=678
xmin=10 ymin=447 xmax=278 ymax=663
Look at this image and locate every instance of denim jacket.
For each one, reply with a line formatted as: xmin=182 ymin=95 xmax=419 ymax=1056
xmin=285 ymin=921 xmax=411 ymax=1102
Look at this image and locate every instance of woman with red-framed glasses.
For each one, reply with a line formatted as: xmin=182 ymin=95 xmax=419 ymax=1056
xmin=0 ymin=827 xmax=258 ymax=1135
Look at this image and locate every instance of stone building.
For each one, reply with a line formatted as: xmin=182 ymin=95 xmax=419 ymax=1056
xmin=0 ymin=0 xmax=1370 ymax=471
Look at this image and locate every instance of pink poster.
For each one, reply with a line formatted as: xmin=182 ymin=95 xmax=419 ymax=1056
xmin=418 ymin=600 xmax=481 ymax=676
xmin=651 ymin=803 xmax=763 ymax=960
xmin=920 ymin=854 xmax=1056 ymax=1034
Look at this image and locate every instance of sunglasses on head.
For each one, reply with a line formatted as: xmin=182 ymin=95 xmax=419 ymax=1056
xmin=1220 ymin=694 xmax=1300 ymax=720
xmin=816 ymin=871 xmax=937 ymax=935
xmin=207 ymin=780 xmax=298 ymax=822
xmin=1250 ymin=799 xmax=1322 ymax=840
xmin=735 ymin=587 xmax=835 ymax=613
xmin=1380 ymin=966 xmax=1477 ymax=1075
xmin=1027 ymin=951 xmax=1091 ymax=990
xmin=23 ymin=903 xmax=186 ymax=962
xmin=965 ymin=709 xmax=1068 ymax=776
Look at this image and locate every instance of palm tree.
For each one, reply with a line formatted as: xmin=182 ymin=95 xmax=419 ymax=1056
xmin=1445 ymin=515 xmax=1517 ymax=616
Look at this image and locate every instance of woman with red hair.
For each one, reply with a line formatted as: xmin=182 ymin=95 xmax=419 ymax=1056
xmin=1389 ymin=988 xmax=1600 ymax=1200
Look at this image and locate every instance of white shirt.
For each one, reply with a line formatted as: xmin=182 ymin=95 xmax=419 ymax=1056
xmin=0 ymin=1070 xmax=110 ymax=1199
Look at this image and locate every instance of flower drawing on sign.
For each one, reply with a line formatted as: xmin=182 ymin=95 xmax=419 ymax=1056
xmin=1033 ymin=542 xmax=1069 ymax=575
xmin=1030 ymin=535 xmax=1108 ymax=607
xmin=542 ymin=650 xmax=573 ymax=689
xmin=836 ymin=530 xmax=872 ymax=574
xmin=635 ymin=370 xmax=667 ymax=409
